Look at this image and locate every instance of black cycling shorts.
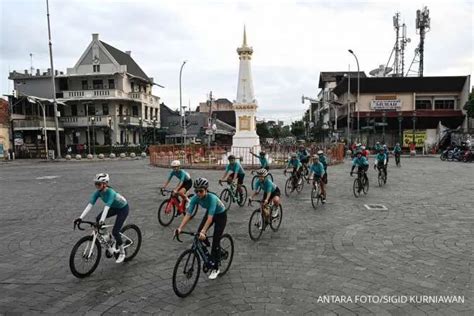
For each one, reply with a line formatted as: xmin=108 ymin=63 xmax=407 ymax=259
xmin=229 ymin=173 xmax=245 ymax=185
xmin=178 ymin=178 xmax=193 ymax=191
xmin=264 ymin=187 xmax=281 ymax=201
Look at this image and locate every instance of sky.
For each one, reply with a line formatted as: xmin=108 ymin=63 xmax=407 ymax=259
xmin=0 ymin=0 xmax=473 ymax=123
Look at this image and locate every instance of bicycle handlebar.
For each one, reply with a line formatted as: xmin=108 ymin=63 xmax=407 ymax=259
xmin=174 ymin=230 xmax=214 ymax=243
xmin=160 ymin=188 xmax=175 ymax=196
xmin=75 ymin=220 xmax=99 ymax=231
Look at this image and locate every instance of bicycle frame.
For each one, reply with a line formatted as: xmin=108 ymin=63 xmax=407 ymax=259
xmin=176 ymin=232 xmax=214 ymax=267
xmin=161 ymin=189 xmax=185 ymax=213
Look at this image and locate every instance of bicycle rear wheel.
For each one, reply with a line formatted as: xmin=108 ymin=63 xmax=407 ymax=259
xmin=219 ymin=189 xmax=232 ymax=211
xmin=311 ymin=185 xmax=321 ymax=209
xmin=251 ymin=175 xmax=259 ymax=191
xmin=284 ymin=178 xmax=293 ymax=197
xmin=157 ymin=199 xmax=176 ymax=227
xmin=237 ymin=185 xmax=248 ymax=207
xmin=218 ymin=234 xmax=234 ymax=276
xmin=120 ymin=224 xmax=142 ymax=262
xmin=296 ymin=177 xmax=304 ymax=193
xmin=269 ymin=204 xmax=283 ymax=232
xmin=172 ymin=249 xmax=201 ymax=298
xmin=69 ymin=236 xmax=102 ymax=278
xmin=248 ymin=209 xmax=264 ymax=241
xmin=363 ymin=177 xmax=369 ymax=194
xmin=353 ymin=178 xmax=361 ymax=198
xmin=378 ymin=173 xmax=384 ymax=187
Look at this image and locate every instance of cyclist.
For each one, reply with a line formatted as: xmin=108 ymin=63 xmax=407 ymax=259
xmin=285 ymin=152 xmax=303 ymax=177
xmin=74 ymin=173 xmax=128 ymax=263
xmin=350 ymin=151 xmax=369 ymax=183
xmin=374 ymin=141 xmax=382 ymax=152
xmin=360 ymin=145 xmax=369 ymax=158
xmin=383 ymin=144 xmax=390 ymax=164
xmin=297 ymin=145 xmax=310 ymax=167
xmin=250 ymin=168 xmax=281 ymax=218
xmin=250 ymin=150 xmax=269 ymax=171
xmin=393 ymin=143 xmax=402 ymax=165
xmin=161 ymin=160 xmax=192 ymax=208
xmin=309 ymin=155 xmax=326 ymax=203
xmin=221 ymin=155 xmax=245 ymax=197
xmin=374 ymin=148 xmax=388 ymax=178
xmin=317 ymin=150 xmax=328 ymax=184
xmin=175 ymin=178 xmax=227 ymax=280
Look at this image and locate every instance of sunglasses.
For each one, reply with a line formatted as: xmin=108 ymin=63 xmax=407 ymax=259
xmin=94 ymin=182 xmax=103 ymax=186
xmin=195 ymin=189 xmax=206 ymax=194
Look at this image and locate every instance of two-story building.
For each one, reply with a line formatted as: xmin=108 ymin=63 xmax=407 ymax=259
xmin=8 ymin=33 xmax=162 ymax=156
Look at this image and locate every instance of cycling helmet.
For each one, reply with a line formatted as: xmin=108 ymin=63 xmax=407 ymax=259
xmin=383 ymin=144 xmax=387 ymax=148
xmin=299 ymin=144 xmax=305 ymax=149
xmin=396 ymin=143 xmax=400 ymax=146
xmin=170 ymin=160 xmax=180 ymax=167
xmin=361 ymin=146 xmax=366 ymax=150
xmin=256 ymin=168 xmax=268 ymax=177
xmin=376 ymin=141 xmax=380 ymax=144
xmin=259 ymin=151 xmax=266 ymax=156
xmin=317 ymin=150 xmax=324 ymax=155
xmin=94 ymin=173 xmax=109 ymax=183
xmin=193 ymin=177 xmax=209 ymax=189
xmin=228 ymin=155 xmax=235 ymax=160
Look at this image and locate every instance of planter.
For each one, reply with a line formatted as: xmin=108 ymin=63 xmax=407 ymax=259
xmin=75 ymin=154 xmax=82 ymax=160
xmin=65 ymin=155 xmax=72 ymax=160
xmin=109 ymin=153 xmax=116 ymax=159
xmin=98 ymin=154 xmax=105 ymax=159
xmin=87 ymin=154 xmax=93 ymax=159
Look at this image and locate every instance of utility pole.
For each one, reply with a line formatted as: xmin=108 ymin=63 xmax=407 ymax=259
xmin=46 ymin=0 xmax=61 ymax=158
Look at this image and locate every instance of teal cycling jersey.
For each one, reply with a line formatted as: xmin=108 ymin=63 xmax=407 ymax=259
xmin=374 ymin=144 xmax=382 ymax=152
xmin=226 ymin=162 xmax=245 ymax=175
xmin=89 ymin=187 xmax=128 ymax=209
xmin=287 ymin=158 xmax=302 ymax=169
xmin=258 ymin=156 xmax=269 ymax=168
xmin=186 ymin=192 xmax=225 ymax=216
xmin=167 ymin=169 xmax=191 ymax=182
xmin=255 ymin=177 xmax=277 ymax=194
xmin=318 ymin=155 xmax=328 ymax=169
xmin=297 ymin=150 xmax=309 ymax=160
xmin=310 ymin=162 xmax=325 ymax=177
xmin=394 ymin=145 xmax=402 ymax=153
xmin=375 ymin=153 xmax=387 ymax=164
xmin=352 ymin=156 xmax=369 ymax=167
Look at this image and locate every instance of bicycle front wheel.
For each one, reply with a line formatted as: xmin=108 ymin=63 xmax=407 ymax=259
xmin=353 ymin=178 xmax=361 ymax=198
xmin=120 ymin=224 xmax=142 ymax=262
xmin=378 ymin=174 xmax=384 ymax=187
xmin=248 ymin=209 xmax=264 ymax=241
xmin=69 ymin=236 xmax=102 ymax=278
xmin=363 ymin=177 xmax=369 ymax=194
xmin=172 ymin=249 xmax=201 ymax=298
xmin=237 ymin=185 xmax=248 ymax=207
xmin=157 ymin=199 xmax=176 ymax=227
xmin=220 ymin=189 xmax=232 ymax=211
xmin=218 ymin=234 xmax=234 ymax=276
xmin=269 ymin=204 xmax=283 ymax=232
xmin=311 ymin=186 xmax=321 ymax=209
xmin=284 ymin=178 xmax=292 ymax=197
xmin=296 ymin=177 xmax=304 ymax=193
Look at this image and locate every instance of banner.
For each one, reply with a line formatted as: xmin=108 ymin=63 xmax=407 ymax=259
xmin=370 ymin=99 xmax=401 ymax=110
xmin=403 ymin=130 xmax=426 ymax=147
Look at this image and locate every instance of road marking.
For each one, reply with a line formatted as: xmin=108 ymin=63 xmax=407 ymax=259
xmin=36 ymin=175 xmax=60 ymax=180
xmin=364 ymin=204 xmax=388 ymax=211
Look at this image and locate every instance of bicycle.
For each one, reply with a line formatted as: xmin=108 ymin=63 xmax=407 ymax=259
xmin=248 ymin=199 xmax=283 ymax=241
xmin=157 ymin=188 xmax=199 ymax=227
xmin=395 ymin=153 xmax=401 ymax=167
xmin=377 ymin=166 xmax=387 ymax=187
xmin=310 ymin=178 xmax=323 ymax=209
xmin=351 ymin=170 xmax=369 ymax=198
xmin=218 ymin=179 xmax=247 ymax=211
xmin=172 ymin=231 xmax=234 ymax=298
xmin=284 ymin=169 xmax=304 ymax=197
xmin=69 ymin=220 xmax=142 ymax=278
xmin=250 ymin=169 xmax=274 ymax=191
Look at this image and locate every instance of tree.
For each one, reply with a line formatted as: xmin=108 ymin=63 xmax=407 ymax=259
xmin=290 ymin=120 xmax=305 ymax=139
xmin=464 ymin=92 xmax=474 ymax=131
xmin=256 ymin=122 xmax=271 ymax=138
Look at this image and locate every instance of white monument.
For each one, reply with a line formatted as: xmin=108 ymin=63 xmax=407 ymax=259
xmin=231 ymin=27 xmax=260 ymax=162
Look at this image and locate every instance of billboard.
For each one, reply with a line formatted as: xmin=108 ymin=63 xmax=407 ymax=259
xmin=403 ymin=130 xmax=426 ymax=147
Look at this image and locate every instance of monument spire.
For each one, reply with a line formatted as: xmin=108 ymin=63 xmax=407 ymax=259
xmin=236 ymin=26 xmax=255 ymax=104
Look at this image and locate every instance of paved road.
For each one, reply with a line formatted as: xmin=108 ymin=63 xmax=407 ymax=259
xmin=0 ymin=158 xmax=473 ymax=315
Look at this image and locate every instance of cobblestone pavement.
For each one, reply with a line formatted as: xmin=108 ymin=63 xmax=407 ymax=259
xmin=0 ymin=158 xmax=473 ymax=315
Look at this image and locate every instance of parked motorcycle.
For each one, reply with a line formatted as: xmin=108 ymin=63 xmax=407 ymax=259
xmin=463 ymin=150 xmax=473 ymax=163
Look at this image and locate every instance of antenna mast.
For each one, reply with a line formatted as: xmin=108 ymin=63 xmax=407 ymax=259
xmin=407 ymin=6 xmax=430 ymax=76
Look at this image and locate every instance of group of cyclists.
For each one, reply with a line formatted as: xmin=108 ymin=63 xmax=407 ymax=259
xmin=73 ymin=142 xmax=400 ymax=280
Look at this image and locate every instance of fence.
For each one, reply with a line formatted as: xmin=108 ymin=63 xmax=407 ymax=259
xmin=149 ymin=143 xmax=345 ymax=168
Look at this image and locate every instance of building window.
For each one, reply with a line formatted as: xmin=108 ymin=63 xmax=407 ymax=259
xmin=71 ymin=104 xmax=77 ymax=116
xmin=435 ymin=99 xmax=455 ymax=110
xmin=145 ymin=106 xmax=148 ymax=119
xmin=86 ymin=105 xmax=95 ymax=116
xmin=132 ymin=106 xmax=138 ymax=117
xmin=415 ymin=99 xmax=432 ymax=110
xmin=102 ymin=104 xmax=109 ymax=116
xmin=93 ymin=65 xmax=100 ymax=72
xmin=155 ymin=108 xmax=158 ymax=119
xmin=82 ymin=80 xmax=88 ymax=90
xmin=119 ymin=104 xmax=123 ymax=116
xmin=92 ymin=80 xmax=103 ymax=89
xmin=131 ymin=82 xmax=135 ymax=92
xmin=108 ymin=79 xmax=115 ymax=89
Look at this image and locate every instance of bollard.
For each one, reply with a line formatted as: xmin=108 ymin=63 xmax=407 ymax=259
xmin=87 ymin=154 xmax=93 ymax=159
xmin=130 ymin=152 xmax=136 ymax=158
xmin=65 ymin=154 xmax=72 ymax=160
xmin=109 ymin=153 xmax=116 ymax=159
xmin=120 ymin=153 xmax=126 ymax=158
xmin=75 ymin=154 xmax=82 ymax=160
xmin=98 ymin=154 xmax=105 ymax=159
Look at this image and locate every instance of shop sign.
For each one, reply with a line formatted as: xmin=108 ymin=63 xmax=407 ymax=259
xmin=370 ymin=100 xmax=401 ymax=110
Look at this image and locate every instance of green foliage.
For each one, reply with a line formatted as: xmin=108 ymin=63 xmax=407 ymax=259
xmin=464 ymin=92 xmax=474 ymax=118
xmin=290 ymin=120 xmax=305 ymax=138
xmin=256 ymin=122 xmax=271 ymax=138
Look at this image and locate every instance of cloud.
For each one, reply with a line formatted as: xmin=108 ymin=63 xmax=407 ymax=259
xmin=1 ymin=0 xmax=472 ymax=124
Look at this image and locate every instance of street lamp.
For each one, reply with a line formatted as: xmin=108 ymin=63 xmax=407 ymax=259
xmin=90 ymin=116 xmax=96 ymax=156
xmin=348 ymin=49 xmax=360 ymax=142
xmin=123 ymin=116 xmax=128 ymax=149
xmin=30 ymin=98 xmax=49 ymax=160
xmin=152 ymin=116 xmax=157 ymax=145
xmin=412 ymin=111 xmax=417 ymax=145
xmin=397 ymin=111 xmax=403 ymax=146
xmin=138 ymin=117 xmax=143 ymax=148
xmin=382 ymin=111 xmax=386 ymax=143
xmin=179 ymin=60 xmax=187 ymax=148
xmin=108 ymin=116 xmax=112 ymax=154
xmin=85 ymin=102 xmax=91 ymax=155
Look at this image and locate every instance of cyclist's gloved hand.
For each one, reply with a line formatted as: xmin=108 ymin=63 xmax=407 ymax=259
xmin=350 ymin=172 xmax=353 ymax=176
xmin=73 ymin=218 xmax=82 ymax=226
xmin=174 ymin=228 xmax=181 ymax=236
